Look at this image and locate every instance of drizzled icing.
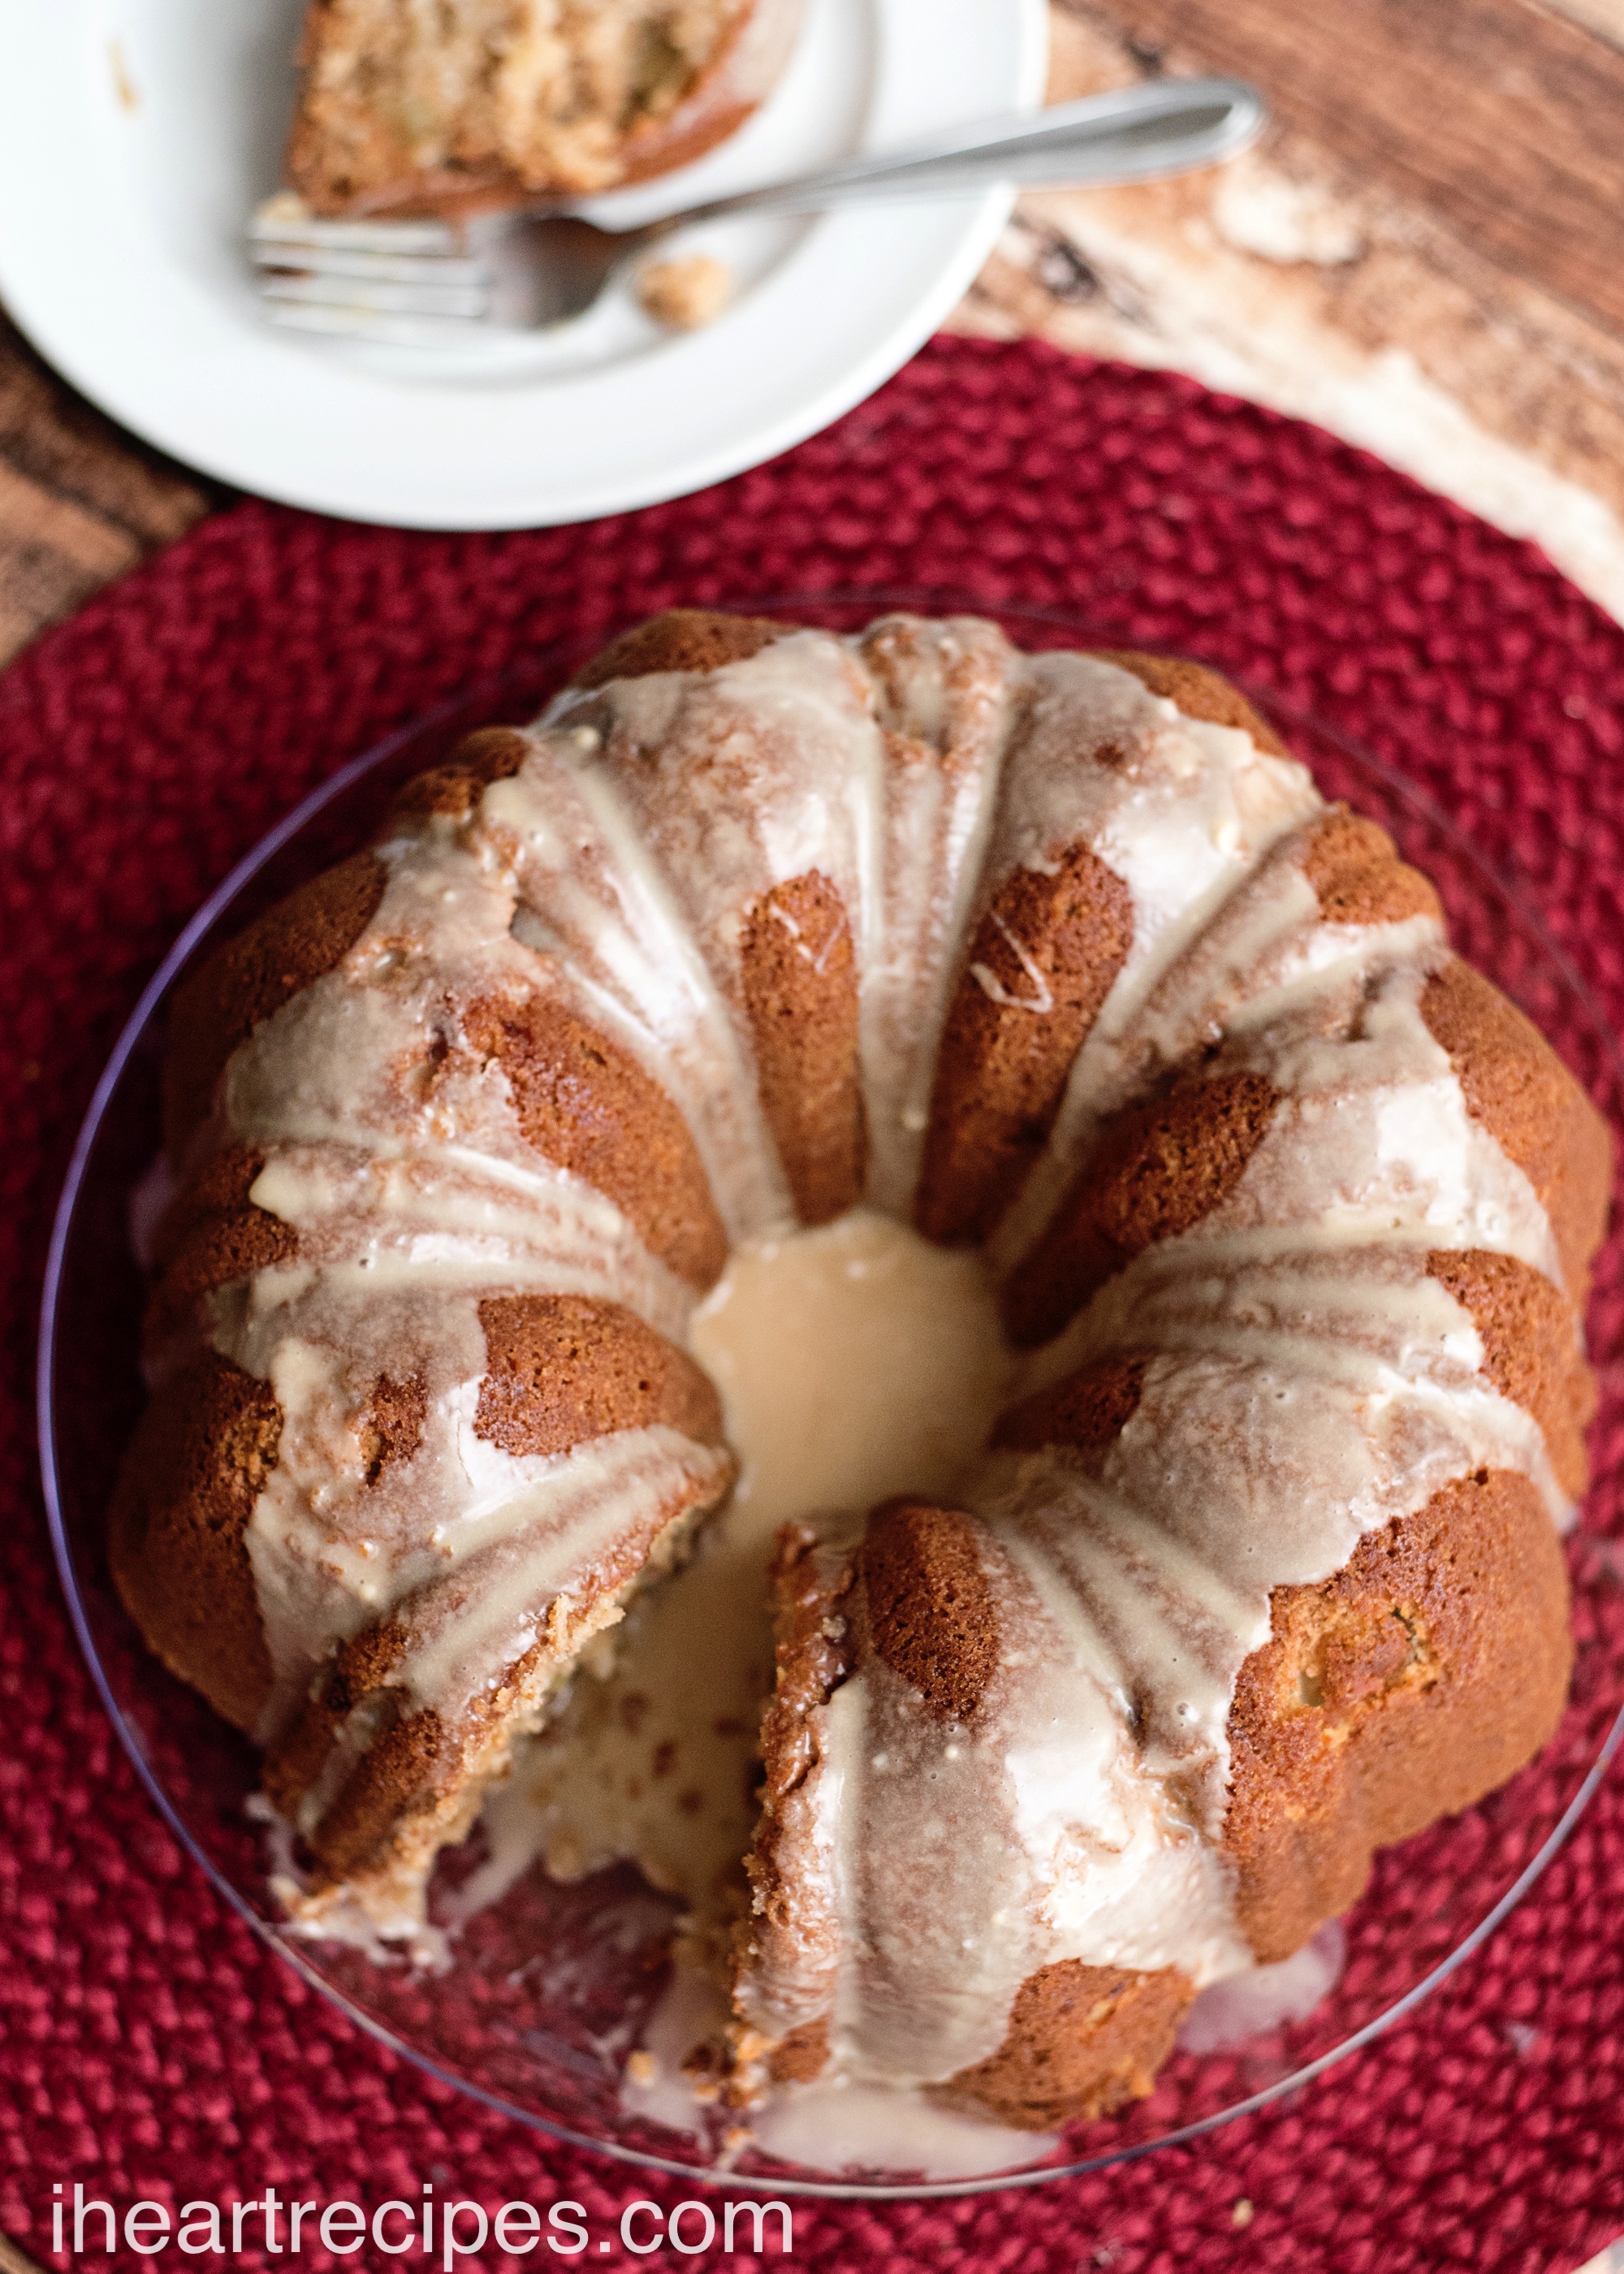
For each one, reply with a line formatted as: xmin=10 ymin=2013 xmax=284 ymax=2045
xmin=204 ymin=823 xmax=733 ymax=1751
xmin=780 ymin=1239 xmax=1562 ymax=2090
xmin=163 ymin=616 xmax=1585 ymax=2117
xmin=738 ymin=914 xmax=1573 ymax=2091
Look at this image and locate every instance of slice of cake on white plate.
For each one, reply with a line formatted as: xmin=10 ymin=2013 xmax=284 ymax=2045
xmin=282 ymin=0 xmax=802 ymax=218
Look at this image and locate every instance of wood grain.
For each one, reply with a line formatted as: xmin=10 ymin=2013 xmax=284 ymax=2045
xmin=0 ymin=309 xmax=212 ymax=666
xmin=1109 ymin=0 xmax=1624 ymax=334
xmin=951 ymin=0 xmax=1624 ymax=618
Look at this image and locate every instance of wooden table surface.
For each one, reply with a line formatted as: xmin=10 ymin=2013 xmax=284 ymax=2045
xmin=3 ymin=0 xmax=1623 ymax=670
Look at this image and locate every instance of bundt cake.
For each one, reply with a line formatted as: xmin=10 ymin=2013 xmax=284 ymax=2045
xmin=110 ymin=609 xmax=1610 ymax=2148
xmin=283 ymin=0 xmax=802 ymax=218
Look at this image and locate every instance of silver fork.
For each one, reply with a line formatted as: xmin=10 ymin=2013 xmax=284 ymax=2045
xmin=249 ymin=76 xmax=1263 ymax=342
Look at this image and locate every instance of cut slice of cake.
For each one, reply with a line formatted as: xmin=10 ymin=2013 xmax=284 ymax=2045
xmin=283 ymin=0 xmax=801 ymax=218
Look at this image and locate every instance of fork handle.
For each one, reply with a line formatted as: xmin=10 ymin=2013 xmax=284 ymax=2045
xmin=667 ymin=77 xmax=1263 ymax=227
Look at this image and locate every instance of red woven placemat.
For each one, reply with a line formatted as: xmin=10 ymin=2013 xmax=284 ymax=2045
xmin=5 ymin=337 xmax=1624 ymax=2274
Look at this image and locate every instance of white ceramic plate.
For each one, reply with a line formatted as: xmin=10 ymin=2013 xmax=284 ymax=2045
xmin=0 ymin=0 xmax=1047 ymax=529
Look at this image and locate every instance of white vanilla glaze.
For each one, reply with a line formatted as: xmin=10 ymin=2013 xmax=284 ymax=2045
xmin=1178 ymin=1920 xmax=1345 ymax=2055
xmin=157 ymin=616 xmax=1592 ymax=2154
xmin=747 ymin=2073 xmax=1060 ymax=2184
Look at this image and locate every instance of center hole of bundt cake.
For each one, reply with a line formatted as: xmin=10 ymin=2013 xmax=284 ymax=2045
xmin=502 ymin=1210 xmax=1012 ymax=1917
xmin=691 ymin=1207 xmax=1014 ymax=1529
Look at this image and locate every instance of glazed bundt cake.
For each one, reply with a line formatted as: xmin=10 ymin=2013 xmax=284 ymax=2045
xmin=110 ymin=610 xmax=1610 ymax=2140
xmin=283 ymin=0 xmax=801 ymax=218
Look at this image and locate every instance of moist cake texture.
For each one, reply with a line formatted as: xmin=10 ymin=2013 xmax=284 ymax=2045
xmin=110 ymin=609 xmax=1611 ymax=2144
xmin=284 ymin=0 xmax=801 ymax=217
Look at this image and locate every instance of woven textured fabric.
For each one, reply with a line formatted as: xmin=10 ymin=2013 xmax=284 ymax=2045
xmin=4 ymin=336 xmax=1624 ymax=2274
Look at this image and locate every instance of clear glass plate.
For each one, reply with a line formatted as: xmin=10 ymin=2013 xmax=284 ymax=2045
xmin=38 ymin=594 xmax=1624 ymax=2198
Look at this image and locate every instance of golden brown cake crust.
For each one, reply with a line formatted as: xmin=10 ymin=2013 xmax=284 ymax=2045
xmin=260 ymin=1610 xmax=434 ymax=1870
xmin=1000 ymin=1070 xmax=1281 ymax=1348
xmin=996 ymin=1255 xmax=1591 ymax=1499
xmin=570 ymin=608 xmax=793 ymax=690
xmin=359 ymin=1373 xmax=428 ymax=1483
xmin=475 ymin=1294 xmax=724 ymax=1458
xmin=1092 ymin=649 xmax=1289 ymax=756
xmin=998 ymin=908 xmax=1613 ymax=1351
xmin=992 ymin=1351 xmax=1152 ymax=1459
xmin=1426 ymin=1248 xmax=1594 ymax=1498
xmin=740 ymin=871 xmax=866 ymax=1226
xmin=285 ymin=1696 xmax=451 ymax=1883
xmin=1302 ymin=806 xmax=1443 ymax=926
xmin=741 ymin=1260 xmax=1590 ymax=2125
xmin=270 ymin=1632 xmax=517 ymax=1886
xmin=1421 ymin=957 xmax=1614 ymax=1296
xmin=144 ymin=1143 xmax=298 ymax=1345
xmin=108 ymin=1352 xmax=280 ymax=1734
xmin=860 ymin=1499 xmax=999 ymax=1723
xmin=942 ymin=1961 xmax=1196 ymax=2129
xmin=767 ymin=2018 xmax=831 ymax=2085
xmin=393 ymin=726 xmax=530 ymax=822
xmin=163 ymin=851 xmax=387 ymax=1155
xmin=285 ymin=1426 xmax=716 ymax=1887
xmin=462 ymin=991 xmax=728 ymax=1290
xmin=916 ymin=843 xmax=1134 ymax=1247
xmin=1225 ymin=1466 xmax=1573 ymax=1961
xmin=743 ymin=1507 xmax=1200 ymax=2128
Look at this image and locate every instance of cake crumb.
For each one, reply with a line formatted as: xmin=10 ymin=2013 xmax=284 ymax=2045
xmin=637 ymin=254 xmax=734 ymax=331
xmin=1232 ymin=2198 xmax=1255 ymax=2229
xmin=625 ymin=2050 xmax=658 ymax=2086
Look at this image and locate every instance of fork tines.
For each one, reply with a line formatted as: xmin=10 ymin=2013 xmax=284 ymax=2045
xmin=248 ymin=197 xmax=496 ymax=334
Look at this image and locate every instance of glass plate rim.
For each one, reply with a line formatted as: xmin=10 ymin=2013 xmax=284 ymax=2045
xmin=35 ymin=586 xmax=1624 ymax=2201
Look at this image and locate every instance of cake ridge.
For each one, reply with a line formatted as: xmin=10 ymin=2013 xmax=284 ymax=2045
xmin=480 ymin=713 xmax=795 ymax=1245
xmin=851 ymin=615 xmax=1023 ymax=1213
